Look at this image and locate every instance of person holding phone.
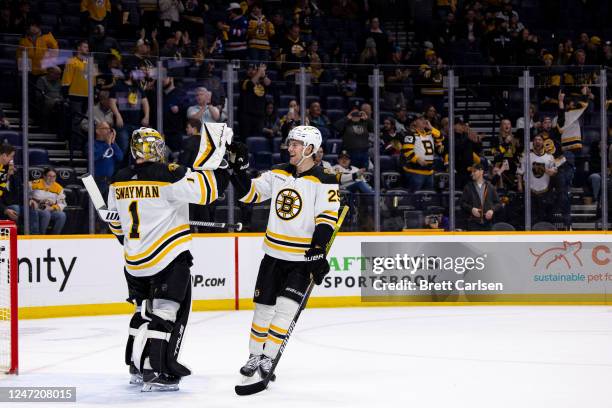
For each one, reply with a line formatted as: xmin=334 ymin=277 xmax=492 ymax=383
xmin=279 ymin=99 xmax=305 ymax=162
xmin=94 ymin=120 xmax=124 ymax=203
xmin=333 ymin=106 xmax=373 ymax=169
xmin=400 ymin=113 xmax=444 ymax=191
xmin=239 ymin=63 xmax=271 ymax=139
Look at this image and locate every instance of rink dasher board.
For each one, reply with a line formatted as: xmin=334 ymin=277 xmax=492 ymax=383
xmin=14 ymin=232 xmax=612 ymax=318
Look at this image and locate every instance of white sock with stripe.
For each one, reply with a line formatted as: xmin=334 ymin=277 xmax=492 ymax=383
xmin=249 ymin=303 xmax=275 ymax=355
xmin=263 ymin=296 xmax=299 ymax=359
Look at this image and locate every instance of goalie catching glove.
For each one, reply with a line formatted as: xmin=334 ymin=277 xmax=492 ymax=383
xmin=192 ymin=122 xmax=234 ymax=170
xmin=304 ymin=246 xmax=330 ymax=285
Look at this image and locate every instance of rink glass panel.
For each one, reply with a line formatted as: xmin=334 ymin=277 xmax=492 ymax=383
xmin=1 ymin=40 xmax=609 ymax=233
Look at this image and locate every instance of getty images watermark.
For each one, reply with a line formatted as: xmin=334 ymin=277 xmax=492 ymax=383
xmin=358 ymin=240 xmax=612 ymax=302
xmin=360 ymin=242 xmax=505 ymax=301
xmin=370 ymin=253 xmax=503 ymax=292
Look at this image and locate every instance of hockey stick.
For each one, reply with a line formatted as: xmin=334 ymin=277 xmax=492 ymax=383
xmin=80 ymin=174 xmax=243 ymax=231
xmin=234 ymin=205 xmax=349 ymax=396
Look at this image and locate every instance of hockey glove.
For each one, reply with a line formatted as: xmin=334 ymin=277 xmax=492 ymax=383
xmin=304 ymin=246 xmax=330 ymax=285
xmin=226 ymin=141 xmax=250 ymax=172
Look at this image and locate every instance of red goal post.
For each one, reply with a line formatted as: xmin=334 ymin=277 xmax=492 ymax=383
xmin=0 ymin=220 xmax=18 ymax=375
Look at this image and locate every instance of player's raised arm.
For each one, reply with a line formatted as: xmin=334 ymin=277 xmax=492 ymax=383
xmin=228 ymin=142 xmax=274 ymax=204
xmin=162 ymin=122 xmax=233 ymax=205
xmin=163 ymin=166 xmax=229 ymax=205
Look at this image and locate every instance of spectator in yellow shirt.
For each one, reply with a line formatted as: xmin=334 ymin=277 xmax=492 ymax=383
xmin=81 ymin=0 xmax=111 ymax=32
xmin=28 ymin=168 xmax=67 ymax=235
xmin=62 ymin=40 xmax=90 ymax=98
xmin=246 ymin=3 xmax=275 ymax=63
xmin=62 ymin=40 xmax=90 ymax=146
xmin=17 ymin=20 xmax=59 ymax=77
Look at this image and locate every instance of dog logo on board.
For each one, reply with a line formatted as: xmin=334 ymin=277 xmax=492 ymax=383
xmin=529 ymin=241 xmax=583 ymax=270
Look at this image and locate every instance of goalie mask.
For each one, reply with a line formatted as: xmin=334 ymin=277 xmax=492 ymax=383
xmin=130 ymin=127 xmax=165 ymax=162
xmin=192 ymin=122 xmax=234 ymax=170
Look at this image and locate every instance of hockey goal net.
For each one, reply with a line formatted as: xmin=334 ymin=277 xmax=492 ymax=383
xmin=0 ymin=221 xmax=17 ymax=374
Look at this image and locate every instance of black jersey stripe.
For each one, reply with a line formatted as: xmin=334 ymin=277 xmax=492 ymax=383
xmin=200 ymin=170 xmax=212 ymax=205
xmin=264 ymin=234 xmax=311 ymax=249
xmin=316 ymin=213 xmax=338 ymax=222
xmin=125 ymin=229 xmax=191 ymax=266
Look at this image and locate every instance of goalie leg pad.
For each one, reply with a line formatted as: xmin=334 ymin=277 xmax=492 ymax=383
xmin=131 ymin=300 xmax=154 ymax=372
xmin=165 ymin=285 xmax=192 ymax=376
xmin=249 ymin=303 xmax=275 ymax=355
xmin=263 ymin=296 xmax=299 ymax=359
xmin=124 ymin=274 xmax=152 ymax=369
xmin=125 ymin=303 xmax=147 ymax=366
xmin=130 ymin=253 xmax=194 ymax=377
xmin=147 ymin=285 xmax=192 ymax=377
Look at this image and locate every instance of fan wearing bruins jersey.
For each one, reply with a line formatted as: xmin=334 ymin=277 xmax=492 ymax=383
xmin=517 ymin=134 xmax=557 ymax=225
xmin=540 ymin=106 xmax=574 ymax=229
xmin=228 ymin=125 xmax=339 ymax=381
xmin=401 ymin=114 xmax=444 ymax=191
xmin=106 ymin=127 xmax=229 ymax=392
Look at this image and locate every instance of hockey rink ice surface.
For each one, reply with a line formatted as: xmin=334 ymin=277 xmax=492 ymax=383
xmin=3 ymin=306 xmax=612 ymax=407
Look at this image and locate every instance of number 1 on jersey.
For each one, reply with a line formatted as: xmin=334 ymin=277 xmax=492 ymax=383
xmin=128 ymin=201 xmax=140 ymax=239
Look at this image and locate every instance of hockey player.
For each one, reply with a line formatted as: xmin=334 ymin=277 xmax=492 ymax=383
xmin=106 ymin=127 xmax=230 ymax=391
xmin=228 ymin=125 xmax=340 ymax=381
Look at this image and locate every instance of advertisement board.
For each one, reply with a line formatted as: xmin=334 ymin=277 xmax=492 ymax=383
xmin=17 ymin=233 xmax=612 ymax=318
xmin=18 ymin=235 xmax=235 ymax=317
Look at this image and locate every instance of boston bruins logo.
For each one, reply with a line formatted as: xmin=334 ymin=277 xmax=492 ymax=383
xmin=275 ymin=188 xmax=302 ymax=220
xmin=532 ymin=162 xmax=546 ymax=178
xmin=253 ymin=83 xmax=265 ymax=97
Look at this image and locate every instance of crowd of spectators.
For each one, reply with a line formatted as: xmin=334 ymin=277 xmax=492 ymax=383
xmin=0 ymin=0 xmax=611 ymax=232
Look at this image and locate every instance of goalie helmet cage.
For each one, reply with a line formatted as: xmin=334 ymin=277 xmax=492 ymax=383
xmin=0 ymin=220 xmax=17 ymax=374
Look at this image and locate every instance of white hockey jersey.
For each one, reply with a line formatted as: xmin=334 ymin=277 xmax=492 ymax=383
xmin=518 ymin=151 xmax=555 ymax=194
xmin=401 ymin=128 xmax=443 ymax=175
xmin=107 ymin=162 xmax=227 ymax=277
xmin=239 ymin=164 xmax=340 ymax=262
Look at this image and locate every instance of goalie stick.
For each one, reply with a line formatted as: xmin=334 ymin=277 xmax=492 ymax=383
xmin=80 ymin=174 xmax=243 ymax=231
xmin=234 ymin=205 xmax=349 ymax=396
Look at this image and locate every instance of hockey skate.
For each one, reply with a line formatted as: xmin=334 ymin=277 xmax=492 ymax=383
xmin=239 ymin=354 xmax=260 ymax=377
xmin=141 ymin=370 xmax=181 ymax=392
xmin=129 ymin=363 xmax=143 ymax=385
xmin=258 ymin=355 xmax=276 ymax=382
